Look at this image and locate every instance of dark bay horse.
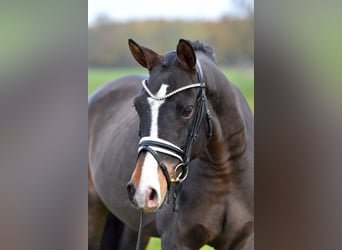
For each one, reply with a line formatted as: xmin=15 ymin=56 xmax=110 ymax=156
xmin=88 ymin=39 xmax=254 ymax=249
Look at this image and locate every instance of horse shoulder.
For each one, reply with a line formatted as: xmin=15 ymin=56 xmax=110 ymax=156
xmin=88 ymin=75 xmax=144 ymax=169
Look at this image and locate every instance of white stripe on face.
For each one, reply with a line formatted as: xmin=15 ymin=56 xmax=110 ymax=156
xmin=148 ymin=84 xmax=168 ymax=137
xmin=135 ymin=84 xmax=168 ymax=208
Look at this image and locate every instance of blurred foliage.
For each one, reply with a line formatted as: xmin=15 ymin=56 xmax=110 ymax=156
xmin=88 ymin=17 xmax=253 ymax=68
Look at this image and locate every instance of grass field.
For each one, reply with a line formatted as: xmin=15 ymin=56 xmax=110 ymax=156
xmin=88 ymin=67 xmax=253 ymax=250
xmin=88 ymin=67 xmax=254 ymax=111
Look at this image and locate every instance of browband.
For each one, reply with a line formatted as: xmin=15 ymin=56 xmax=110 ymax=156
xmin=141 ymin=80 xmax=205 ymax=101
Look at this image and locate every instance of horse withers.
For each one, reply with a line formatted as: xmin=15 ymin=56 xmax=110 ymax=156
xmin=88 ymin=39 xmax=254 ymax=249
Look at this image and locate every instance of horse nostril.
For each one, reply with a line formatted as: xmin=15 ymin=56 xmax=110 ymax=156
xmin=126 ymin=182 xmax=136 ymax=201
xmin=149 ymin=188 xmax=157 ymax=201
xmin=146 ymin=187 xmax=158 ymax=209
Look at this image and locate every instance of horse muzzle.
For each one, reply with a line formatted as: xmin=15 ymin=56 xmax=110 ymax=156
xmin=127 ymin=136 xmax=189 ymax=212
xmin=127 ymin=151 xmax=169 ymax=212
xmin=126 ymin=180 xmax=164 ymax=212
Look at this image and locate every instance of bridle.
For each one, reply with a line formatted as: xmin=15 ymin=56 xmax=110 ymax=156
xmin=137 ymin=59 xmax=212 ymax=191
xmin=135 ymin=59 xmax=212 ymax=250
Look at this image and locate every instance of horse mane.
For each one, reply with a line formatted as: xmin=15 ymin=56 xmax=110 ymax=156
xmin=189 ymin=40 xmax=217 ymax=63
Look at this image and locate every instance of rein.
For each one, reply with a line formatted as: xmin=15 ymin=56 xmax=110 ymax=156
xmin=135 ymin=60 xmax=212 ymax=250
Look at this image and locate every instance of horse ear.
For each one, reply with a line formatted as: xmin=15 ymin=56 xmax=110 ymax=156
xmin=176 ymin=39 xmax=196 ymax=71
xmin=128 ymin=39 xmax=161 ymax=70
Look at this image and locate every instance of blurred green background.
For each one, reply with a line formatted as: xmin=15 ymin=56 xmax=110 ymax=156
xmin=88 ymin=67 xmax=254 ymax=110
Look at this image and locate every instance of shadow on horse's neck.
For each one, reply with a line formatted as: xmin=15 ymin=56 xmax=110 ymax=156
xmin=203 ymin=118 xmax=246 ymax=170
xmin=200 ymin=59 xmax=247 ymax=170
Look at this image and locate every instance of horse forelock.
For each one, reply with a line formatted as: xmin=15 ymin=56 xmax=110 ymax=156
xmin=160 ymin=51 xmax=177 ymax=69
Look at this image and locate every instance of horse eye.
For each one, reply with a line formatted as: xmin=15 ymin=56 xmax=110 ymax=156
xmin=182 ymin=106 xmax=194 ymax=118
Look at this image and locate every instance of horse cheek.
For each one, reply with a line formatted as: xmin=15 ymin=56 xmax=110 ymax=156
xmin=131 ymin=156 xmax=144 ymax=188
xmin=157 ymin=166 xmax=168 ymax=199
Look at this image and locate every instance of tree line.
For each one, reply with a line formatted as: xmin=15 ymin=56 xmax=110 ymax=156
xmin=88 ymin=17 xmax=253 ymax=68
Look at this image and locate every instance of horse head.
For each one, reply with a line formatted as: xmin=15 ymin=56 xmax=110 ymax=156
xmin=126 ymin=39 xmax=212 ymax=212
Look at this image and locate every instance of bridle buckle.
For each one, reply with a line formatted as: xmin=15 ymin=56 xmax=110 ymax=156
xmin=171 ymin=163 xmax=188 ymax=183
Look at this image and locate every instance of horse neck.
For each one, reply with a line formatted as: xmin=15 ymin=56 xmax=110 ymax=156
xmin=201 ymin=62 xmax=247 ymax=170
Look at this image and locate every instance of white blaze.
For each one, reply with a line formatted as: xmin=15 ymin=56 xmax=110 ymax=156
xmin=148 ymin=84 xmax=168 ymax=137
xmin=135 ymin=84 xmax=168 ymax=208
